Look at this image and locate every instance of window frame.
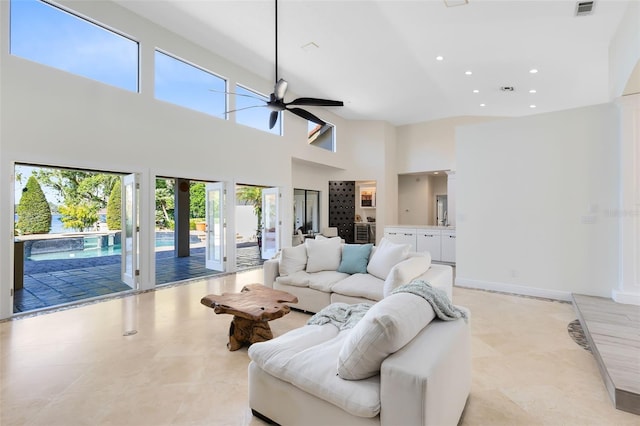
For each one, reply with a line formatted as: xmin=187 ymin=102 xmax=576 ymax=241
xmin=9 ymin=0 xmax=141 ymax=92
xmin=154 ymin=48 xmax=228 ymax=119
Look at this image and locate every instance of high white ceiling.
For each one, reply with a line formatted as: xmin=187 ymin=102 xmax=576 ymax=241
xmin=114 ymin=0 xmax=637 ymax=126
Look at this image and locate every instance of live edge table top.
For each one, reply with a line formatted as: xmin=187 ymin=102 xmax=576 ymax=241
xmin=200 ymin=284 xmax=299 ymax=321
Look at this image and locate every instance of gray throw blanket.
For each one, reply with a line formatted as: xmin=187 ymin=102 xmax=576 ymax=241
xmin=307 ymin=302 xmax=372 ymax=330
xmin=392 ymin=280 xmax=468 ymax=322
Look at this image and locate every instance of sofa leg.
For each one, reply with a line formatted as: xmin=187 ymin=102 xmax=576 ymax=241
xmin=251 ymin=409 xmax=280 ymax=425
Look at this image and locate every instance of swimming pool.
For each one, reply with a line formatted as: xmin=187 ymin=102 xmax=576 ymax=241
xmin=26 ymin=232 xmax=203 ymax=261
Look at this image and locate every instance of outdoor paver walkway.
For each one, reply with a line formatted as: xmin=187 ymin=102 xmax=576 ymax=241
xmin=14 ymin=245 xmax=264 ymax=313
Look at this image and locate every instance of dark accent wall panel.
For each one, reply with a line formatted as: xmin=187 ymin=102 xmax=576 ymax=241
xmin=329 ymin=181 xmax=355 ymax=243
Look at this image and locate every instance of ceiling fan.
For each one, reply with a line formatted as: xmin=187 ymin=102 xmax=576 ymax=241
xmin=224 ymin=0 xmax=343 ymax=129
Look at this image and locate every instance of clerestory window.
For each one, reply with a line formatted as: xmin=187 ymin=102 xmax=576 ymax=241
xmin=154 ymin=50 xmax=227 ymax=118
xmin=308 ymin=121 xmax=335 ymax=152
xmin=10 ymin=0 xmax=139 ymax=92
xmin=234 ymin=85 xmax=282 ymax=135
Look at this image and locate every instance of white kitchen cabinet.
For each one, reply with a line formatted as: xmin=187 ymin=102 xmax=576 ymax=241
xmin=441 ymin=230 xmax=456 ymax=263
xmin=384 ymin=226 xmax=456 ymax=264
xmin=417 ymin=230 xmax=441 ymax=261
xmin=384 ymin=227 xmax=417 ymax=251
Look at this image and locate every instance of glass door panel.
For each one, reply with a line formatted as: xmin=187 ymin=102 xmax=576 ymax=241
xmin=121 ymin=173 xmax=138 ymax=288
xmin=205 ymin=182 xmax=225 ymax=271
xmin=261 ymin=187 xmax=279 ymax=259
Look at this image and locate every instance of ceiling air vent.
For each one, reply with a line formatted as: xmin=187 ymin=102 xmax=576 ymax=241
xmin=576 ymin=1 xmax=595 ymax=16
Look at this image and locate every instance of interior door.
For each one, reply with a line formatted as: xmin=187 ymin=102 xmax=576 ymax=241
xmin=121 ymin=173 xmax=138 ymax=288
xmin=261 ymin=187 xmax=280 ymax=259
xmin=205 ymin=182 xmax=225 ymax=271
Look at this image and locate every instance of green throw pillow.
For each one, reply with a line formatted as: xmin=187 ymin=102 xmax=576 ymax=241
xmin=338 ymin=244 xmax=373 ymax=274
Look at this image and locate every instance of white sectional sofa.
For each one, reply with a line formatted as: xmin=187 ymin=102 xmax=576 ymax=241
xmin=263 ymin=236 xmax=454 ymax=313
xmin=248 ymin=285 xmax=471 ymax=426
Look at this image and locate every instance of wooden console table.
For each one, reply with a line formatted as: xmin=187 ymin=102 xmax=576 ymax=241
xmin=201 ymin=284 xmax=298 ymax=351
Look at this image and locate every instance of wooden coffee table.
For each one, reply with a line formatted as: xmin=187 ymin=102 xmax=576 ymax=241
xmin=201 ymin=284 xmax=298 ymax=351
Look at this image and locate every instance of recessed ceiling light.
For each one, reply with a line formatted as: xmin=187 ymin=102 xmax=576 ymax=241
xmin=436 ymin=55 xmax=444 ymax=61
xmin=465 ymin=71 xmax=472 ymax=75
xmin=529 ymin=68 xmax=539 ymax=74
xmin=473 ymin=89 xmax=479 ymax=93
xmin=529 ymin=89 xmax=537 ymax=93
xmin=529 ymin=104 xmax=537 ymax=108
xmin=480 ymin=103 xmax=486 ymax=107
xmin=433 ymin=171 xmax=439 ymax=174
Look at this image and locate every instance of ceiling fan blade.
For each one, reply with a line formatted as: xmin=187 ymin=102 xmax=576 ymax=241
xmin=286 ymin=97 xmax=344 ymax=107
xmin=269 ymin=110 xmax=280 ymax=129
xmin=209 ymin=89 xmax=265 ymax=101
xmin=287 ymin=107 xmax=326 ymax=126
xmin=274 ymin=78 xmax=288 ymax=100
xmin=224 ymin=105 xmax=267 ymax=114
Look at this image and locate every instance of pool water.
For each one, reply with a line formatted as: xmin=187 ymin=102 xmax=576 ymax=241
xmin=27 ymin=233 xmax=200 ymax=261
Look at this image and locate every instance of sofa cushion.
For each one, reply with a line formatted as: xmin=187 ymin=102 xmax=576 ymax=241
xmin=275 ymin=271 xmax=311 ymax=287
xmin=250 ymin=329 xmax=381 ymax=418
xmin=279 ymin=244 xmax=308 ymax=276
xmin=305 ymin=237 xmax=343 ymax=273
xmin=249 ymin=324 xmax=340 ymax=373
xmin=330 ymin=273 xmax=384 ymax=302
xmin=337 ymin=292 xmax=436 ymax=380
xmin=337 ymin=244 xmax=373 ymax=274
xmin=307 ymin=271 xmax=351 ymax=292
xmin=366 ymin=238 xmax=410 ymax=280
xmin=382 ymin=252 xmax=432 ymax=297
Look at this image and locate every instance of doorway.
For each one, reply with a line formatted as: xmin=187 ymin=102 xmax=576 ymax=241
xmin=13 ymin=163 xmax=129 ymax=313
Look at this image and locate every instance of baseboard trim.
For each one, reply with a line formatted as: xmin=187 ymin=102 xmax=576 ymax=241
xmin=612 ymin=289 xmax=640 ymax=306
xmin=455 ymin=278 xmax=573 ymax=302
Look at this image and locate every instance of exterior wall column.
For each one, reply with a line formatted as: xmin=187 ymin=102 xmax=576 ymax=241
xmin=175 ymin=178 xmax=191 ymax=257
xmin=613 ymin=94 xmax=640 ymax=305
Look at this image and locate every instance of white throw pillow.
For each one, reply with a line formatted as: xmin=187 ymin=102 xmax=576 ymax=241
xmin=337 ymin=292 xmax=436 ymax=380
xmin=366 ymin=238 xmax=410 ymax=280
xmin=382 ymin=253 xmax=432 ymax=297
xmin=305 ymin=237 xmax=342 ymax=273
xmin=279 ymin=244 xmax=308 ymax=276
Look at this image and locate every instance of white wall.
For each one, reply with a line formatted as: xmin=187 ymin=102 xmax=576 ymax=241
xmin=0 ymin=0 xmax=384 ymax=318
xmin=609 ymin=1 xmax=640 ymax=98
xmin=456 ymin=103 xmax=620 ymax=300
xmin=396 ymin=116 xmax=499 ymax=174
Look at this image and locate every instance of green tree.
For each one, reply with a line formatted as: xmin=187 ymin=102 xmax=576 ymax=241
xmin=106 ymin=179 xmax=121 ymax=230
xmin=190 ymin=182 xmax=205 ymax=218
xmin=16 ymin=176 xmax=52 ymax=234
xmin=34 ymin=168 xmax=118 ymax=230
xmin=155 ymin=178 xmax=175 ymax=229
xmin=58 ymin=204 xmax=98 ymax=232
xmin=237 ymin=186 xmax=262 ymax=235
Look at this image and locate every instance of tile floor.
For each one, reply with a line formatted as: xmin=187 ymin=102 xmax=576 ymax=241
xmin=1 ymin=269 xmax=637 ymax=425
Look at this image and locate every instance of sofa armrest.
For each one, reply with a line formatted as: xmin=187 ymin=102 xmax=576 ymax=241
xmin=263 ymin=259 xmax=280 ymax=288
xmin=380 ymin=308 xmax=471 ymax=426
xmin=417 ymin=263 xmax=453 ymax=301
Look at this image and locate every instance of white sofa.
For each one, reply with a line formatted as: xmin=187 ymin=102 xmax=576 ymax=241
xmin=263 ymin=237 xmax=454 ymax=313
xmin=248 ymin=287 xmax=471 ymax=425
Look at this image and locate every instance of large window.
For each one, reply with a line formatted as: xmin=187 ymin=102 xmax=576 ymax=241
xmin=235 ymin=85 xmax=282 ymax=135
xmin=154 ymin=51 xmax=226 ymax=118
xmin=10 ymin=0 xmax=139 ymax=92
xmin=308 ymin=121 xmax=335 ymax=152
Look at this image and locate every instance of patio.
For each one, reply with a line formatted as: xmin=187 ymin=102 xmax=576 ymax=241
xmin=14 ymin=244 xmax=264 ymax=313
